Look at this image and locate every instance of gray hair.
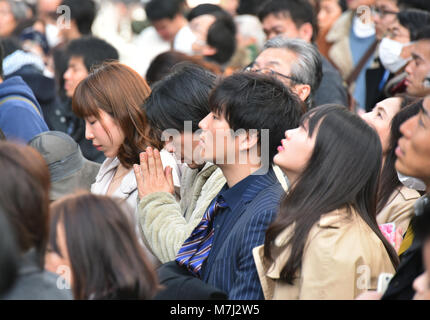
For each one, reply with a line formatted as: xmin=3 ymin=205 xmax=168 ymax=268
xmin=3 ymin=0 xmax=29 ymax=21
xmin=263 ymin=36 xmax=323 ymax=109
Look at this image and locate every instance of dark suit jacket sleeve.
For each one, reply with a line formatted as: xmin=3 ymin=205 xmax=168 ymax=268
xmin=228 ymin=208 xmax=277 ymax=300
xmin=314 ymin=58 xmax=348 ymax=107
xmin=314 ymin=70 xmax=348 ymax=107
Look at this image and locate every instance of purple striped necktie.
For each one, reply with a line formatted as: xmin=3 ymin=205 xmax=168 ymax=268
xmin=175 ymin=196 xmax=227 ymax=277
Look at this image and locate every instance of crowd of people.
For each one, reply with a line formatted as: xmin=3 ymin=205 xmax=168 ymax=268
xmin=0 ymin=0 xmax=429 ymax=301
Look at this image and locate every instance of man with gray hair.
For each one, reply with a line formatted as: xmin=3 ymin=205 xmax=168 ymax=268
xmin=0 ymin=0 xmax=30 ymax=37
xmin=257 ymin=0 xmax=348 ymax=109
xmin=248 ymin=37 xmax=322 ymax=110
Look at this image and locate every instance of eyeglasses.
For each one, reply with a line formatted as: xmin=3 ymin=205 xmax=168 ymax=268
xmin=245 ymin=65 xmax=304 ymax=84
xmin=371 ymin=6 xmax=399 ymax=18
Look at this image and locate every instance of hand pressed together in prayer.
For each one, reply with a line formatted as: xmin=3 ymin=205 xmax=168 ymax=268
xmin=133 ymin=147 xmax=174 ymax=199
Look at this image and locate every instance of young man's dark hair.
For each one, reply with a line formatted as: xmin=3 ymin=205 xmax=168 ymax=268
xmin=66 ymin=36 xmax=119 ymax=72
xmin=206 ymin=14 xmax=237 ymax=65
xmin=237 ymin=0 xmax=262 ymax=15
xmin=145 ymin=63 xmax=217 ymax=133
xmin=258 ymin=0 xmax=318 ymax=42
xmin=61 ymin=0 xmax=96 ymax=35
xmin=416 ymin=25 xmax=430 ymax=41
xmin=187 ymin=3 xmax=224 ymax=21
xmin=145 ymin=51 xmax=221 ymax=87
xmin=397 ymin=0 xmax=430 ymax=12
xmin=209 ymin=71 xmax=303 ymax=162
xmin=145 ymin=0 xmax=183 ymax=21
xmin=398 ymin=9 xmax=430 ymax=42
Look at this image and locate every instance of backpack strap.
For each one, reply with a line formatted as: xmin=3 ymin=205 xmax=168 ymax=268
xmin=345 ymin=39 xmax=378 ymax=87
xmin=0 ymin=95 xmax=42 ymax=117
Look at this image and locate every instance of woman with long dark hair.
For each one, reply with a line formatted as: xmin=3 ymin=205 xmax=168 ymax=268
xmin=45 ymin=192 xmax=159 ymax=300
xmin=253 ymin=105 xmax=399 ymax=299
xmin=361 ymin=96 xmax=422 ymax=233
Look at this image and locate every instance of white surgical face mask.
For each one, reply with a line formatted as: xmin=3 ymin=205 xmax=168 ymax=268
xmin=352 ymin=16 xmax=375 ymax=38
xmin=379 ymin=37 xmax=411 ymax=73
xmin=397 ymin=171 xmax=427 ymax=191
xmin=45 ymin=23 xmax=60 ymax=48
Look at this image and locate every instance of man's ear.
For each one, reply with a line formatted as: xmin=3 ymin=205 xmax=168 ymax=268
xmin=298 ymin=22 xmax=313 ymax=43
xmin=293 ymin=84 xmax=311 ymax=102
xmin=69 ymin=19 xmax=79 ymax=35
xmin=238 ymin=130 xmax=259 ymax=152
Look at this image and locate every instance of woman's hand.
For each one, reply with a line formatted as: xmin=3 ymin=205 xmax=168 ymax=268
xmin=134 ymin=147 xmax=174 ymax=199
xmin=355 ymin=291 xmax=382 ymax=300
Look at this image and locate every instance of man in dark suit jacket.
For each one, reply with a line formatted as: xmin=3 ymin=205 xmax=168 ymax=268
xmin=174 ymin=72 xmax=303 ymax=299
xmin=201 ymin=166 xmax=285 ymax=299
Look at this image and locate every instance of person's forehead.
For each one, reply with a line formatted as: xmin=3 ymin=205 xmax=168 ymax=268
xmin=377 ymin=97 xmax=401 ymax=114
xmin=38 ymin=0 xmax=61 ymax=12
xmin=376 ymin=0 xmax=397 ymax=7
xmin=191 ymin=14 xmax=216 ymax=27
xmin=0 ymin=1 xmax=10 ymax=9
xmin=258 ymin=47 xmax=297 ymax=64
xmin=263 ymin=12 xmax=295 ymax=27
xmin=190 ymin=14 xmax=216 ymax=34
xmin=69 ymin=56 xmax=85 ymax=68
xmin=320 ymin=0 xmax=339 ymax=8
xmin=415 ymin=40 xmax=430 ymax=62
xmin=153 ymin=18 xmax=172 ymax=27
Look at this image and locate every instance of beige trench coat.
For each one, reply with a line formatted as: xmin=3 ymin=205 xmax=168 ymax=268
xmin=376 ymin=186 xmax=421 ymax=233
xmin=253 ymin=208 xmax=396 ymax=300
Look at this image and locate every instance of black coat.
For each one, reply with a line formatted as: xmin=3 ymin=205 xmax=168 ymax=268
xmin=365 ymin=59 xmax=392 ymax=112
xmin=154 ymin=261 xmax=228 ymax=300
xmin=382 ymin=235 xmax=423 ymax=300
xmin=2 ymin=249 xmax=73 ymax=300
